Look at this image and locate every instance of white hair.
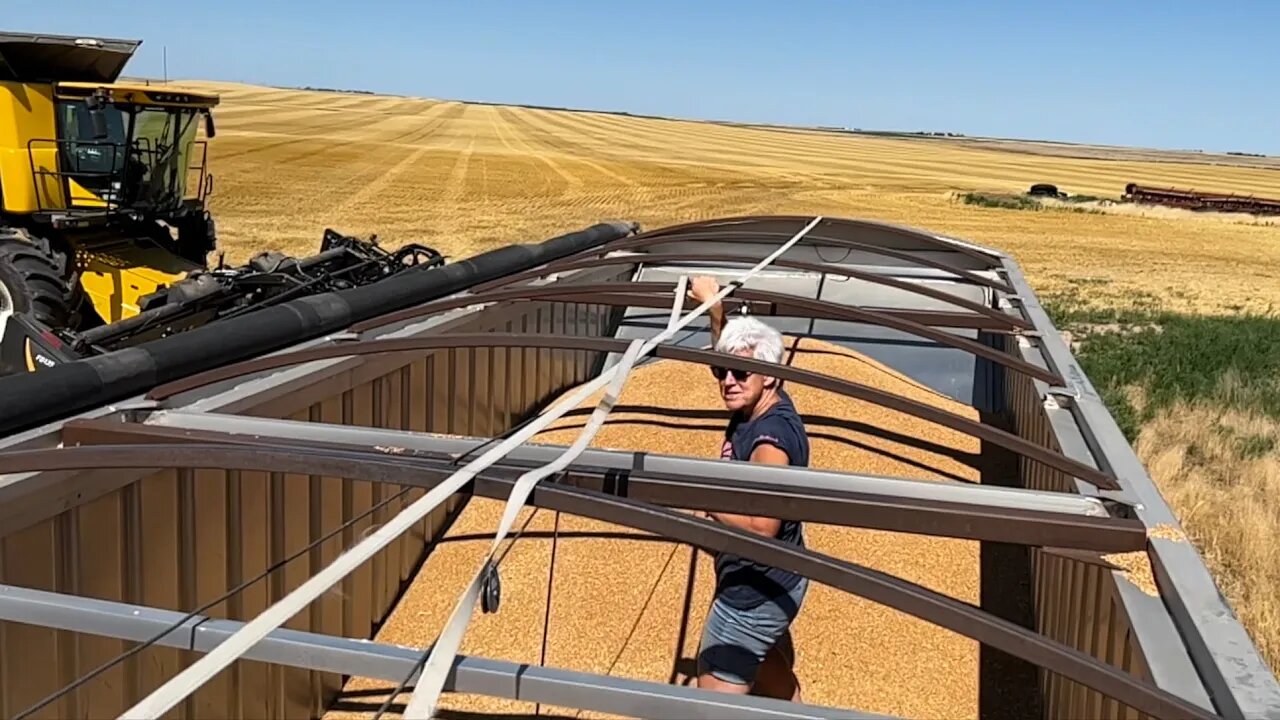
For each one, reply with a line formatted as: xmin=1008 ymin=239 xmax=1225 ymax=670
xmin=715 ymin=315 xmax=784 ymax=363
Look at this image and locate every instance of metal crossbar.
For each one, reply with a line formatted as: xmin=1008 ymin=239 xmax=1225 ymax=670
xmin=629 ymin=215 xmax=1005 ymax=265
xmin=545 ymin=292 xmax=1013 ymax=330
xmin=582 ymin=229 xmax=1016 ymax=293
xmin=347 ymin=281 xmax=1062 ymax=384
xmin=118 ymin=216 xmax=826 ymax=718
xmin=468 ymin=251 xmax=1030 ymax=330
xmin=141 ymin=333 xmax=1122 ymax=491
xmin=122 ymin=410 xmax=1117 ymax=514
xmin=0 ymin=584 xmax=875 ymax=720
xmin=60 ymin=417 xmax=1146 ymax=551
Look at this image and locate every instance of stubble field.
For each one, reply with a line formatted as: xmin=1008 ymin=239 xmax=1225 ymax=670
xmin=184 ymin=80 xmax=1280 ymax=690
xmin=188 ymin=81 xmax=1280 ymax=316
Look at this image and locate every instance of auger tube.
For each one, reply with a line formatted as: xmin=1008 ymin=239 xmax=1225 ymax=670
xmin=0 ymin=221 xmax=638 ymax=436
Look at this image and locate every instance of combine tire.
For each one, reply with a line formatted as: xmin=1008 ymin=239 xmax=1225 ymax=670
xmin=0 ymin=228 xmax=74 ymax=333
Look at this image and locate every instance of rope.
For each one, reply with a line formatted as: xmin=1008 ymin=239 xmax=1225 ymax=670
xmin=535 ymin=510 xmax=561 ymax=717
xmin=370 ymin=340 xmax=639 ymax=719
xmin=120 ymin=216 xmax=823 ymax=719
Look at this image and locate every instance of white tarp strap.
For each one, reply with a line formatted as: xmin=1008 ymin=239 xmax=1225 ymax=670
xmin=401 ymin=337 xmax=645 ymax=719
xmin=668 ymin=274 xmax=688 ymax=331
xmin=119 ymin=215 xmax=822 ymax=719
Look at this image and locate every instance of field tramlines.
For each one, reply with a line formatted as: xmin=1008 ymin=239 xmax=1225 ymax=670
xmin=186 ymin=80 xmax=1280 ymax=316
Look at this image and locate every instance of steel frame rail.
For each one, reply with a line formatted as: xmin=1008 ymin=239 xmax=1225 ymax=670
xmin=547 ymin=291 xmax=1015 ymax=331
xmin=627 ymin=214 xmax=1004 ymax=266
xmin=0 ymin=443 xmax=1217 ymax=720
xmin=143 ymin=333 xmax=1120 ymax=491
xmin=60 ymin=418 xmax=1146 ymax=552
xmin=469 ymin=251 xmax=1031 ymax=331
xmin=0 ymin=584 xmax=868 ymax=720
xmin=130 ymin=409 xmax=1120 ymax=517
xmin=581 ymin=230 xmax=1015 ymax=293
xmin=361 ymin=286 xmax=1014 ymax=335
xmin=349 ymin=281 xmax=1062 ymax=385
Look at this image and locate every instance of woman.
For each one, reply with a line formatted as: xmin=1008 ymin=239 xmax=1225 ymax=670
xmin=687 ymin=275 xmax=810 ymax=701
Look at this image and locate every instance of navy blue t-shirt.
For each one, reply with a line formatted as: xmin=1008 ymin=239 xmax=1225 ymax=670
xmin=715 ymin=388 xmax=809 ymax=610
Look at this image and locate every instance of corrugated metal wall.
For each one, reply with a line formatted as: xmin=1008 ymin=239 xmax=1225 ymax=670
xmin=0 ymin=300 xmax=613 ymax=720
xmin=1004 ymin=362 xmax=1154 ymax=720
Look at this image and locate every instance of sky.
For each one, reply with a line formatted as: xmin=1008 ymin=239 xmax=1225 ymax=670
xmin=8 ymin=0 xmax=1279 ymax=154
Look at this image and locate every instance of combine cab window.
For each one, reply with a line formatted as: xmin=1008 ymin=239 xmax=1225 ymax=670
xmin=132 ymin=108 xmax=200 ymax=205
xmin=57 ymin=101 xmax=130 ymax=198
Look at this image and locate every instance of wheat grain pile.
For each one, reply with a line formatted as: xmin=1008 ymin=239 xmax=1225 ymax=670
xmin=323 ymin=337 xmax=983 ymax=719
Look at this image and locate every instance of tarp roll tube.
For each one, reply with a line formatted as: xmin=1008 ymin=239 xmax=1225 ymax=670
xmin=0 ymin=221 xmax=638 ymax=436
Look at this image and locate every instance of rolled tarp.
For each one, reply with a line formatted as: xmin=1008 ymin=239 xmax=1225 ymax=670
xmin=0 ymin=221 xmax=637 ymax=436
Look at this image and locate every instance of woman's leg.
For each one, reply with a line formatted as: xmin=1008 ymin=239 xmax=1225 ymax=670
xmin=698 ymin=578 xmax=807 ymax=697
xmin=752 ymin=636 xmax=801 ymax=700
xmin=697 ymin=599 xmax=759 ymax=694
xmin=748 ymin=577 xmax=807 ymax=701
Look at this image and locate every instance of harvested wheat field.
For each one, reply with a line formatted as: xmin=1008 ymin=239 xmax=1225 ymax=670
xmin=323 ymin=337 xmax=982 ymax=719
xmin=176 ymin=80 xmax=1280 ymax=316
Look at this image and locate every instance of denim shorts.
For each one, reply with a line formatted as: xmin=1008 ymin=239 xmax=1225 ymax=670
xmin=697 ymin=576 xmax=808 ymax=686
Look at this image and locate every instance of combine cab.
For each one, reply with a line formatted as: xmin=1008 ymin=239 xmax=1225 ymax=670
xmin=0 ymin=30 xmax=441 ymax=376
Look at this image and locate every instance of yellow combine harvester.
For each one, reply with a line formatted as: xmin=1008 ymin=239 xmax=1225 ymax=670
xmin=0 ymin=30 xmax=442 ymax=376
xmin=0 ymin=30 xmax=219 ymax=333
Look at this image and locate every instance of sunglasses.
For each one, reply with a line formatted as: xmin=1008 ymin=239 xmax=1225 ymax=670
xmin=710 ymin=366 xmax=753 ymax=382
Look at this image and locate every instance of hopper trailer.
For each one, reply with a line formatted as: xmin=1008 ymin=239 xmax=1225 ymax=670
xmin=0 ymin=216 xmax=1276 ymax=720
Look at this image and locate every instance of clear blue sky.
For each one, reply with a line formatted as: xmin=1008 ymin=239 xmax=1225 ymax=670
xmin=8 ymin=1 xmax=1278 ymax=154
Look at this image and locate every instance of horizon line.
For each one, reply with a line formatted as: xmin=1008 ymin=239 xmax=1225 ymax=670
xmin=129 ymin=75 xmax=1274 ymax=161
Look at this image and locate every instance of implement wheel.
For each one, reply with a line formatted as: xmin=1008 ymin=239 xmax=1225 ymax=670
xmin=0 ymin=227 xmax=74 ymax=334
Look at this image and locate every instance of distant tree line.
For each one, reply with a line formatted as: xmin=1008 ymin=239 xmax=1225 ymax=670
xmin=299 ymin=86 xmax=376 ymax=95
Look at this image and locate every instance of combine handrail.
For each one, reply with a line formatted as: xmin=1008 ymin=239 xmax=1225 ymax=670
xmin=145 ymin=333 xmax=1119 ymax=491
